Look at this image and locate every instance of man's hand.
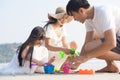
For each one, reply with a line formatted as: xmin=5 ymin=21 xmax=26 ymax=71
xmin=69 ymin=55 xmax=89 ymax=70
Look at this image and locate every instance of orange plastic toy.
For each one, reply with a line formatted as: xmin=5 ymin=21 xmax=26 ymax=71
xmin=78 ymin=69 xmax=94 ymax=75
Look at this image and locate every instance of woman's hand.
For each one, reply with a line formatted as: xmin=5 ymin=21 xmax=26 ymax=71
xmin=62 ymin=48 xmax=70 ymax=55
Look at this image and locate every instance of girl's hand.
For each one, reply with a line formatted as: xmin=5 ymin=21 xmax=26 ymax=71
xmin=48 ymin=56 xmax=55 ymax=63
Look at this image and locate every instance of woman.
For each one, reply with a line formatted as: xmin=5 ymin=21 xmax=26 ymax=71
xmin=44 ymin=7 xmax=78 ymax=70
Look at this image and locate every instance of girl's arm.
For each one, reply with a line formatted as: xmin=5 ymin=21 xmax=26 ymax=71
xmin=48 ymin=56 xmax=55 ymax=63
xmin=32 ymin=56 xmax=55 ymax=66
xmin=31 ymin=58 xmax=45 ymax=66
xmin=21 ymin=46 xmax=46 ymax=66
xmin=26 ymin=56 xmax=55 ymax=66
xmin=21 ymin=45 xmax=29 ymax=59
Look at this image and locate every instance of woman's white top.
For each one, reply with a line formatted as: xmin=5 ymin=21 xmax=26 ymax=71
xmin=45 ymin=24 xmax=67 ymax=47
xmin=45 ymin=25 xmax=68 ymax=69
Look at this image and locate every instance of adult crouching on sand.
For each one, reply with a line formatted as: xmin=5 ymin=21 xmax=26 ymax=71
xmin=66 ymin=0 xmax=120 ymax=73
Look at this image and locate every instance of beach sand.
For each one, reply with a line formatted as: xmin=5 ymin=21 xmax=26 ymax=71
xmin=0 ymin=59 xmax=120 ymax=80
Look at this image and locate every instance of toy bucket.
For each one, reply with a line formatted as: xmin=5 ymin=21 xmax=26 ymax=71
xmin=44 ymin=64 xmax=54 ymax=74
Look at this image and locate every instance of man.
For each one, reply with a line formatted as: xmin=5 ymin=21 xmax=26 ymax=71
xmin=66 ymin=0 xmax=120 ymax=73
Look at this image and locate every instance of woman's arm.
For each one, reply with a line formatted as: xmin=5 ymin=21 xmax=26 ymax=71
xmin=62 ymin=36 xmax=70 ymax=48
xmin=45 ymin=38 xmax=70 ymax=54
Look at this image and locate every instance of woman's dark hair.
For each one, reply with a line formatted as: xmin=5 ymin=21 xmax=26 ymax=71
xmin=18 ymin=26 xmax=45 ymax=68
xmin=66 ymin=0 xmax=90 ymax=16
xmin=44 ymin=17 xmax=57 ymax=31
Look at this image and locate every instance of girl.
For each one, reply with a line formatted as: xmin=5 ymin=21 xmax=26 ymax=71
xmin=44 ymin=7 xmax=78 ymax=70
xmin=0 ymin=26 xmax=55 ymax=75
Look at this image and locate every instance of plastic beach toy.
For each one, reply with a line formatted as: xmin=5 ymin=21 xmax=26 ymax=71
xmin=70 ymin=48 xmax=80 ymax=57
xmin=59 ymin=51 xmax=65 ymax=58
xmin=54 ymin=68 xmax=59 ymax=72
xmin=44 ymin=63 xmax=54 ymax=74
xmin=78 ymin=69 xmax=94 ymax=75
xmin=70 ymin=48 xmax=75 ymax=56
xmin=63 ymin=63 xmax=71 ymax=74
xmin=59 ymin=48 xmax=81 ymax=58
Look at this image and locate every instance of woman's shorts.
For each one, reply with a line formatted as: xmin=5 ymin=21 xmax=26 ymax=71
xmin=101 ymin=35 xmax=120 ymax=54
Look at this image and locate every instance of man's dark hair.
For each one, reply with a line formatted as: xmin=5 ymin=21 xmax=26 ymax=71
xmin=66 ymin=0 xmax=90 ymax=16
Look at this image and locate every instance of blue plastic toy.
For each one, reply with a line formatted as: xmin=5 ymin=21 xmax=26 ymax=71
xmin=44 ymin=63 xmax=54 ymax=74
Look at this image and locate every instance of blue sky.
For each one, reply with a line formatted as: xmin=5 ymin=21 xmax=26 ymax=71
xmin=0 ymin=0 xmax=119 ymax=50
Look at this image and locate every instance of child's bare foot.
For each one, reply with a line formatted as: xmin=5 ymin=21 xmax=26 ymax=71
xmin=96 ymin=63 xmax=120 ymax=73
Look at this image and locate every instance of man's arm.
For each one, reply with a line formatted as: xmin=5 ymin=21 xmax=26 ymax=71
xmin=86 ymin=29 xmax=116 ymax=59
xmin=81 ymin=31 xmax=95 ymax=55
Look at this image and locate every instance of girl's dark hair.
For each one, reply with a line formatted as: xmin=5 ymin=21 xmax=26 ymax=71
xmin=44 ymin=17 xmax=57 ymax=31
xmin=66 ymin=0 xmax=90 ymax=16
xmin=18 ymin=26 xmax=45 ymax=68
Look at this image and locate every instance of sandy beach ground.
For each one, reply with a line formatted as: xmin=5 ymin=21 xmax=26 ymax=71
xmin=0 ymin=59 xmax=120 ymax=80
